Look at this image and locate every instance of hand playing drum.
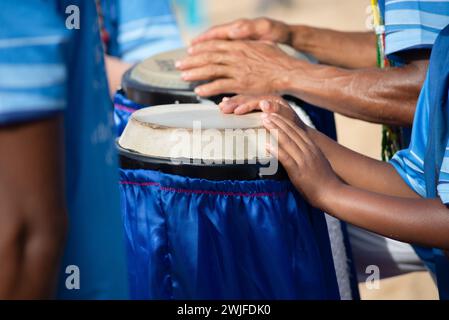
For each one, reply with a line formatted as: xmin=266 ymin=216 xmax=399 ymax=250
xmin=218 ymin=94 xmax=338 ymax=208
xmin=191 ymin=17 xmax=292 ymax=45
xmin=218 ymin=94 xmax=306 ymax=130
xmin=175 ymin=40 xmax=301 ymax=97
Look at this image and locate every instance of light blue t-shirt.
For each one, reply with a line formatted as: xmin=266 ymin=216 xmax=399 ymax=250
xmin=382 ymin=0 xmax=449 ymax=55
xmin=0 ymin=1 xmax=128 ymax=299
xmin=390 ymin=71 xmax=449 ymax=204
xmin=101 ymin=0 xmax=183 ymax=63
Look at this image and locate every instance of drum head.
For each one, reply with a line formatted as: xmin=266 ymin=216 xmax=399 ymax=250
xmin=122 ymin=45 xmax=315 ymax=106
xmin=130 ymin=48 xmax=196 ymax=91
xmin=118 ymin=103 xmax=286 ymax=180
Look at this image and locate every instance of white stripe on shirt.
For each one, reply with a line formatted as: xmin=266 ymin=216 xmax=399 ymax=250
xmin=119 ymin=15 xmax=175 ymax=32
xmin=0 ymin=35 xmax=67 ymax=49
xmin=0 ymin=92 xmax=65 ymax=112
xmin=385 ymin=10 xmax=449 ymax=29
xmin=118 ymin=24 xmax=179 ymax=44
xmin=0 ymin=64 xmax=66 ymax=88
xmin=404 ymin=157 xmax=424 ymax=173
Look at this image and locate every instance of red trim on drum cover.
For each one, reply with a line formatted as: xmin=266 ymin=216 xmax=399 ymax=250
xmin=115 ymin=104 xmax=138 ymax=113
xmin=120 ymin=181 xmax=159 ymax=187
xmin=119 ymin=181 xmax=288 ymax=198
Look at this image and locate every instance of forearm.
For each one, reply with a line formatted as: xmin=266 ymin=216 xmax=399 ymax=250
xmin=321 ymin=183 xmax=449 ymax=250
xmin=279 ymin=59 xmax=427 ymax=126
xmin=0 ymin=117 xmax=67 ymax=299
xmin=307 ymin=128 xmax=419 ymax=199
xmin=288 ymin=25 xmax=377 ymax=69
xmin=104 ymin=55 xmax=132 ymax=96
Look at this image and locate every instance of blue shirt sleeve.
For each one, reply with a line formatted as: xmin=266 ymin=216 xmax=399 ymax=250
xmin=0 ymin=1 xmax=68 ymax=125
xmin=102 ymin=0 xmax=183 ymax=63
xmin=390 ymin=70 xmax=449 ymax=204
xmin=383 ymin=0 xmax=449 ymax=56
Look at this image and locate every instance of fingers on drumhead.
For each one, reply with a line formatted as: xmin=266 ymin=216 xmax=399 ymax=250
xmin=234 ymin=102 xmax=258 ymax=114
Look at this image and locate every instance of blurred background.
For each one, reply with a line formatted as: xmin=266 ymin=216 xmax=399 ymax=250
xmin=172 ymin=0 xmax=438 ymax=300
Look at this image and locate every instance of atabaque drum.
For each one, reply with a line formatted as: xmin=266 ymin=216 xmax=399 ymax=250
xmin=114 ymin=45 xmax=313 ymax=136
xmin=118 ymin=103 xmax=341 ymax=299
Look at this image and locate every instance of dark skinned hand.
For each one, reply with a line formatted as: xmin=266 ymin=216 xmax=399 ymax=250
xmin=263 ymin=113 xmax=341 ymax=207
xmin=176 ymin=40 xmax=296 ymax=97
xmin=191 ymin=17 xmax=292 ymax=45
xmin=218 ymin=94 xmax=307 ymax=130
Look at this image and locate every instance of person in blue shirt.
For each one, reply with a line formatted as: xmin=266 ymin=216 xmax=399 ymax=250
xmin=97 ymin=0 xmax=183 ymax=136
xmin=0 ymin=1 xmax=128 ymax=298
xmin=209 ymin=24 xmax=449 ymax=299
xmin=100 ymin=0 xmax=183 ymax=94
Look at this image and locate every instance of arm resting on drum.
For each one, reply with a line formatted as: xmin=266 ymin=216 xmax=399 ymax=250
xmin=0 ymin=116 xmax=67 ymax=299
xmin=321 ymin=184 xmax=449 ymax=250
xmin=104 ymin=55 xmax=132 ymax=96
xmin=308 ymin=128 xmax=419 ymax=199
xmin=288 ymin=26 xmax=377 ymax=69
xmin=280 ymin=56 xmax=428 ymax=126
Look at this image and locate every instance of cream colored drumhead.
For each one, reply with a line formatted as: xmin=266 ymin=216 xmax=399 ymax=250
xmin=129 ymin=44 xmax=313 ymax=91
xmin=133 ymin=103 xmax=262 ymax=129
xmin=130 ymin=48 xmax=194 ymax=90
xmin=118 ymin=103 xmax=273 ymax=162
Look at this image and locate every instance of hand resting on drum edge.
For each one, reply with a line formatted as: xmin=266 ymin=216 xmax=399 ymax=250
xmin=223 ymin=95 xmax=449 ymax=252
xmin=176 ymin=40 xmax=297 ymax=97
xmin=219 ymin=94 xmax=304 ymax=128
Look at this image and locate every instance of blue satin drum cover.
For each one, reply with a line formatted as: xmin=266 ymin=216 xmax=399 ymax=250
xmin=117 ymin=104 xmax=340 ymax=299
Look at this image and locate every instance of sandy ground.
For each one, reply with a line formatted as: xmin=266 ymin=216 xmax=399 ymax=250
xmin=174 ymin=0 xmax=438 ymax=299
xmin=359 ymin=272 xmax=438 ymax=300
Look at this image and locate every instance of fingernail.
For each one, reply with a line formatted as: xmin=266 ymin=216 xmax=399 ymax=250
xmin=187 ymin=47 xmax=194 ymax=54
xmin=260 ymin=100 xmax=270 ymax=110
xmin=181 ymin=72 xmax=190 ymax=80
xmin=222 ymin=97 xmax=230 ymax=102
xmin=229 ymin=28 xmax=239 ymax=38
xmin=195 ymin=87 xmax=202 ymax=94
xmin=175 ymin=60 xmax=182 ymax=68
xmin=233 ymin=105 xmax=243 ymax=114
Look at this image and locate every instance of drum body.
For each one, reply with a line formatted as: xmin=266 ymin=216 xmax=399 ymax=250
xmin=119 ymin=168 xmax=340 ymax=299
xmin=118 ymin=104 xmax=340 ymax=300
xmin=115 ymin=47 xmax=359 ymax=300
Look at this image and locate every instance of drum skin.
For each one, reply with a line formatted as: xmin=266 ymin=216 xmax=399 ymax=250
xmin=119 ymin=168 xmax=340 ymax=300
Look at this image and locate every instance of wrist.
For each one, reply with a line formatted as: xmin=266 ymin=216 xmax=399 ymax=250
xmin=272 ymin=58 xmax=308 ymax=95
xmin=285 ymin=24 xmax=294 ymax=46
xmin=317 ymin=178 xmax=346 ymax=212
xmin=290 ymin=25 xmax=315 ymax=53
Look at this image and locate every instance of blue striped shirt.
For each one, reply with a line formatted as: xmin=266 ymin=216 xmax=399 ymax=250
xmin=101 ymin=0 xmax=183 ymax=63
xmin=0 ymin=1 xmax=128 ymax=298
xmin=0 ymin=2 xmax=68 ymax=124
xmin=382 ymin=0 xmax=449 ymax=55
xmin=390 ymin=70 xmax=449 ymax=204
